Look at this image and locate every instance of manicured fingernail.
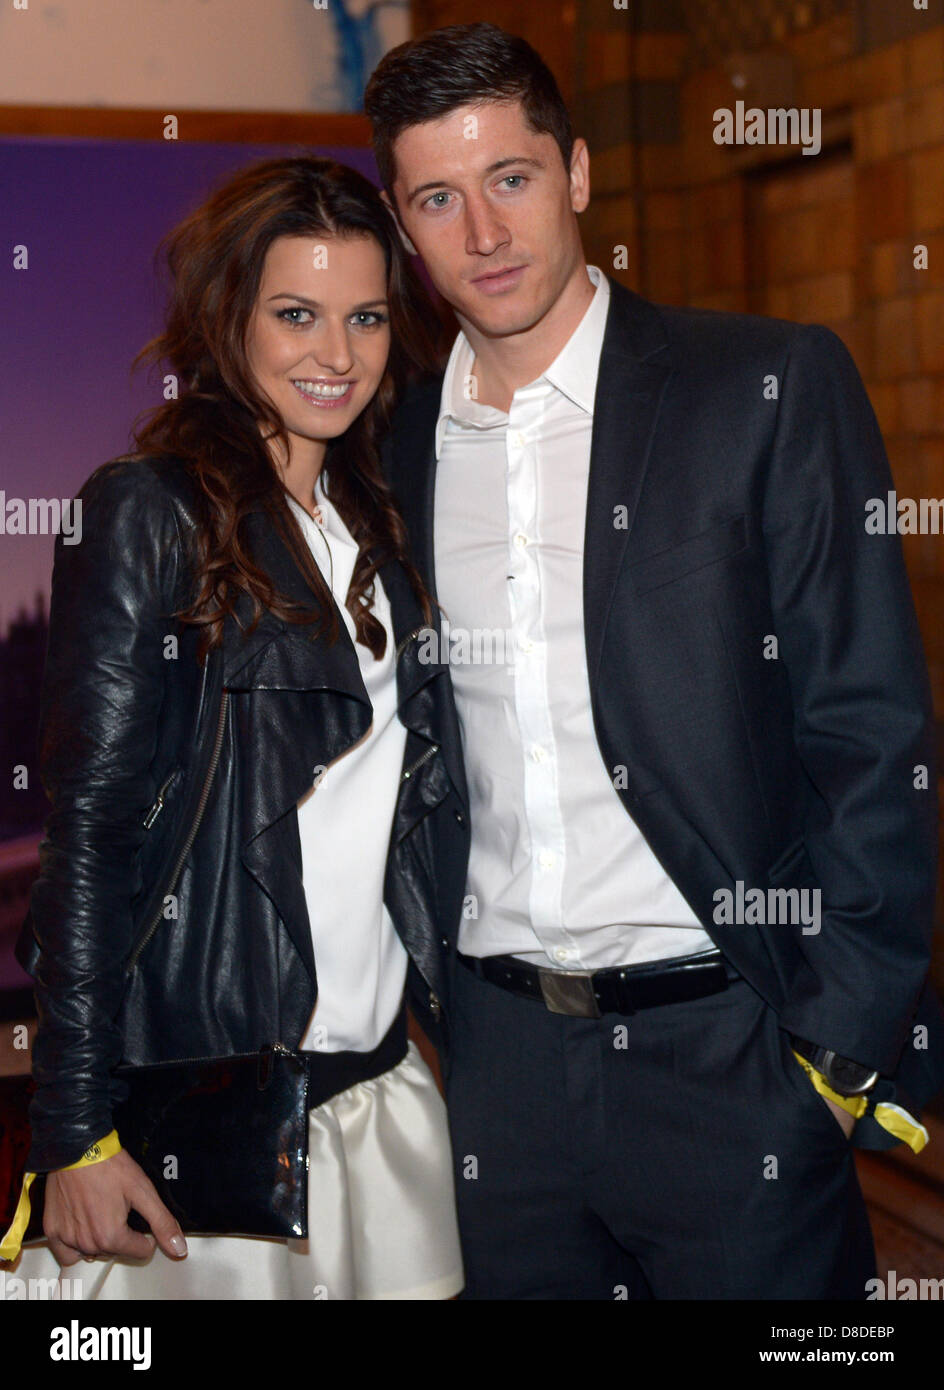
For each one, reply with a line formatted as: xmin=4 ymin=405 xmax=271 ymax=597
xmin=169 ymin=1234 xmax=188 ymax=1257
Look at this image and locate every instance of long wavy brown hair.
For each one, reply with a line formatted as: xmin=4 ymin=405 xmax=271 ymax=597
xmin=132 ymin=155 xmax=448 ymax=662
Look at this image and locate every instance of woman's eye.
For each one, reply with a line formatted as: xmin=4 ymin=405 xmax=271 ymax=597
xmin=278 ymin=306 xmax=313 ymax=325
xmin=274 ymin=306 xmax=387 ymax=332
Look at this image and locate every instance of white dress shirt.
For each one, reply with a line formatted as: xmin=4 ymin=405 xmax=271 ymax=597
xmin=287 ymin=477 xmax=409 ymax=1050
xmin=434 ymin=264 xmax=715 ymax=970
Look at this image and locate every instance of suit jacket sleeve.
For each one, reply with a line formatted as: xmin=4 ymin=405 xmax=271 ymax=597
xmin=763 ymin=324 xmax=937 ymax=1074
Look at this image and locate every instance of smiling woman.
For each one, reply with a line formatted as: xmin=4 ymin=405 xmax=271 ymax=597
xmin=127 ymin=155 xmax=445 ymax=662
xmin=245 ymin=233 xmax=392 ymax=520
xmin=5 ymin=155 xmax=467 ymax=1300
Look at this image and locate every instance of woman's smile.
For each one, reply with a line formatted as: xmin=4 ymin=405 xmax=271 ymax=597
xmin=291 ymin=378 xmax=357 ymax=408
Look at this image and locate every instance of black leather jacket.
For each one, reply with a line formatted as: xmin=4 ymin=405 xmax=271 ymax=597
xmin=17 ymin=455 xmax=470 ymax=1172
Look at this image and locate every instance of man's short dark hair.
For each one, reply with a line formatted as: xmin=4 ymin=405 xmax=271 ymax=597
xmin=364 ymin=22 xmax=575 ymax=199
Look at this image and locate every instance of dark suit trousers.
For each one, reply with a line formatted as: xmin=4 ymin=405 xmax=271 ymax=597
xmin=444 ymin=960 xmax=876 ymax=1299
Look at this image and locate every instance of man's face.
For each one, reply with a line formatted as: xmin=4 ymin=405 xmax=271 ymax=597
xmin=385 ymin=99 xmax=589 ymax=342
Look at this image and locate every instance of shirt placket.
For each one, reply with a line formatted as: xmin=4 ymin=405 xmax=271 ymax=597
xmin=505 ymin=386 xmax=579 ymax=966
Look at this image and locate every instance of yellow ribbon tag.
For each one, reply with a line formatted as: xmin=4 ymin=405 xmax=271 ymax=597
xmin=0 ymin=1129 xmax=121 ymax=1264
xmin=791 ymin=1050 xmax=869 ymax=1120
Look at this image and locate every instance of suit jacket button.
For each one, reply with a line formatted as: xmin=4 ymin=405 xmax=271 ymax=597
xmin=429 ymin=992 xmax=442 ymax=1020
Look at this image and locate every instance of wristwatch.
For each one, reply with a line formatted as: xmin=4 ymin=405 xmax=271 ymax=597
xmin=790 ymin=1036 xmax=880 ymax=1097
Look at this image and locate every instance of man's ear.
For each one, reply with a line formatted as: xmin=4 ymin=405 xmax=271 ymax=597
xmin=569 ymin=137 xmax=590 ymax=215
xmin=381 ymin=187 xmax=419 ymax=257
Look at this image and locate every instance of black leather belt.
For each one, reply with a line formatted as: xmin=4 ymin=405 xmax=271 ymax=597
xmin=303 ymin=1000 xmax=408 ymax=1109
xmin=457 ymin=949 xmax=740 ymax=1018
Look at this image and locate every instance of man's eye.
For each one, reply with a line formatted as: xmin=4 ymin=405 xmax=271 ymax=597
xmin=500 ymin=175 xmax=526 ymax=190
xmin=424 ymin=191 xmax=451 ymax=209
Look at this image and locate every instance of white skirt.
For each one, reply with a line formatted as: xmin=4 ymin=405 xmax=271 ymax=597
xmin=12 ymin=1041 xmax=464 ymax=1301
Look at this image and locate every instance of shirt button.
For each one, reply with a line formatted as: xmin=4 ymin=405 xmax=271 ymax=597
xmin=537 ymin=849 xmax=555 ymax=869
xmin=513 ymin=532 xmax=529 ymax=548
xmin=530 ymin=745 xmax=547 ymax=763
xmin=553 ymin=948 xmax=572 ymax=963
xmin=519 ymin=637 xmax=534 ymax=654
xmin=509 ymin=430 xmax=524 ymax=447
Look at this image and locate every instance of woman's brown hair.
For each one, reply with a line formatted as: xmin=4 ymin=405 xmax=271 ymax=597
xmin=132 ymin=155 xmax=447 ymax=662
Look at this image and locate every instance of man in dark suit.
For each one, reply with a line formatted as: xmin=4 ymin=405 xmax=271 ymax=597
xmin=365 ymin=22 xmax=944 ymax=1298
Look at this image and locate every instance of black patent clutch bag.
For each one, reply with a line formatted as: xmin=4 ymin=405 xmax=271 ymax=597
xmin=2 ymin=1045 xmax=310 ymax=1245
xmin=114 ymin=1045 xmax=310 ymax=1238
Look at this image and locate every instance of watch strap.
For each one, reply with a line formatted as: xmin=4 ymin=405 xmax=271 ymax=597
xmin=791 ymin=1050 xmax=869 ymax=1119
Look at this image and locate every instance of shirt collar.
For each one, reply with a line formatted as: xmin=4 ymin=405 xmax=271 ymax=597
xmin=435 ymin=264 xmax=610 ymax=459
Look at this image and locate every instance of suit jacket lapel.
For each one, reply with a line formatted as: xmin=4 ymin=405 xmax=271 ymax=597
xmin=583 ymin=279 xmax=674 ymax=689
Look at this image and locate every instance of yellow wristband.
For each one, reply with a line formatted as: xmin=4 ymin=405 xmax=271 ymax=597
xmin=59 ymin=1130 xmax=122 ymax=1170
xmin=791 ymin=1053 xmax=931 ymax=1154
xmin=791 ymin=1050 xmax=869 ymax=1120
xmin=0 ymin=1129 xmax=122 ymax=1263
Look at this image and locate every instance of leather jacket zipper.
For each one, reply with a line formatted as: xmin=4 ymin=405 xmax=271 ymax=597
xmin=395 ymin=623 xmax=427 ymax=662
xmin=401 ymin=742 xmax=439 ymax=782
xmin=126 ymin=688 xmax=229 ymax=973
xmin=396 ymin=624 xmax=441 ymax=781
xmin=142 ymin=768 xmax=181 ymax=830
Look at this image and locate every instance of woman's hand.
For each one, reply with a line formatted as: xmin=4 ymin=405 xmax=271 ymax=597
xmin=43 ymin=1149 xmax=188 ymax=1265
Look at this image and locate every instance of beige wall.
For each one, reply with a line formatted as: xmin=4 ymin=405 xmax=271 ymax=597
xmin=0 ymin=0 xmax=407 ymax=112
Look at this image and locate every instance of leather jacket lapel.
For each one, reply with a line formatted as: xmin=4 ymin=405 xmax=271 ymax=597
xmin=387 ymin=379 xmax=442 ymax=607
xmin=385 ymin=380 xmax=470 ymax=813
xmin=223 ymin=506 xmax=372 ymax=983
xmin=222 ymin=508 xmax=367 ymax=700
xmin=222 ymin=504 xmax=461 ymax=984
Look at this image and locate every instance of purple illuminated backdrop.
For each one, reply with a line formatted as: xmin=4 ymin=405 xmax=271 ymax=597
xmin=0 ymin=136 xmax=381 ymax=635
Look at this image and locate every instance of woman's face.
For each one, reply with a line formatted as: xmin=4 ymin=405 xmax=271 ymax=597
xmin=245 ymin=232 xmax=391 ymax=471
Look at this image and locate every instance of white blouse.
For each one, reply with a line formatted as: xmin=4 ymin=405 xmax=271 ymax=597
xmin=286 ymin=476 xmax=409 ymax=1053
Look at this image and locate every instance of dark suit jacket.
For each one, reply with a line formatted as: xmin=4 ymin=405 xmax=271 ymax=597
xmin=383 ymin=273 xmax=944 ymax=1151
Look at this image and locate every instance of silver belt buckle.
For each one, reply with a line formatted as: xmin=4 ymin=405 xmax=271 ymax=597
xmin=539 ymin=969 xmax=601 ymax=1018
